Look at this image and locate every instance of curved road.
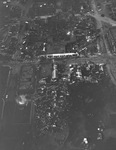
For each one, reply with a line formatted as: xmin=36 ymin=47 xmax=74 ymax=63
xmin=88 ymin=0 xmax=116 ymax=86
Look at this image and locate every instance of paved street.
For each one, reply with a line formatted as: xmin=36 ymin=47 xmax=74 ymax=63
xmin=1 ymin=1 xmax=116 ymax=150
xmin=87 ymin=0 xmax=116 ymax=27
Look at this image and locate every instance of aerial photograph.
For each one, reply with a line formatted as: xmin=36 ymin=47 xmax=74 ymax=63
xmin=1 ymin=0 xmax=116 ymax=150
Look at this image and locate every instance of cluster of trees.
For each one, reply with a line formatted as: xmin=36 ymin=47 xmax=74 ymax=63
xmin=0 ymin=0 xmax=56 ymax=58
xmin=0 ymin=0 xmax=94 ymax=60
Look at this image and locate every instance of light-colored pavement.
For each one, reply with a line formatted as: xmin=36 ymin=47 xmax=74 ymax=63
xmin=88 ymin=0 xmax=112 ymax=55
xmin=87 ymin=12 xmax=116 ymax=27
xmin=87 ymin=0 xmax=116 ymax=27
xmin=88 ymin=0 xmax=116 ymax=85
